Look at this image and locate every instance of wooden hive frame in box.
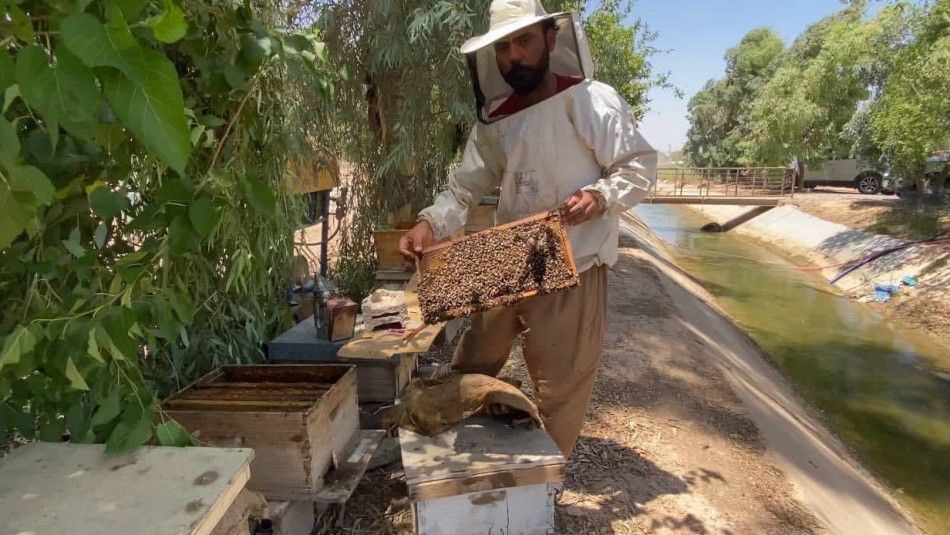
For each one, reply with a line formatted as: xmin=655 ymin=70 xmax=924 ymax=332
xmin=417 ymin=210 xmax=579 ymax=323
xmin=161 ymin=364 xmax=360 ymax=501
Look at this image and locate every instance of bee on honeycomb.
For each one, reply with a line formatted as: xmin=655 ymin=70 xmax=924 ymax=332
xmin=417 ymin=212 xmax=578 ymax=323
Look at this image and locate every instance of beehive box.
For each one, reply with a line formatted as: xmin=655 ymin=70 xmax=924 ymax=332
xmin=161 ymin=364 xmax=359 ymax=501
xmin=464 ymin=204 xmax=496 ymax=234
xmin=417 ymin=211 xmax=579 ymax=323
xmin=400 ymin=416 xmax=564 ymax=535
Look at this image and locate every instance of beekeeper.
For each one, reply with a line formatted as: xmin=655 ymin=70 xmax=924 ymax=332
xmin=399 ymin=0 xmax=657 ymax=457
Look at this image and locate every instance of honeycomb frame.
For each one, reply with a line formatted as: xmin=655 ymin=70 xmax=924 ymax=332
xmin=417 ymin=210 xmax=579 ymax=323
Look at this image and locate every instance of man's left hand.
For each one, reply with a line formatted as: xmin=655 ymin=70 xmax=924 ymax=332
xmin=560 ymin=189 xmax=602 ymax=226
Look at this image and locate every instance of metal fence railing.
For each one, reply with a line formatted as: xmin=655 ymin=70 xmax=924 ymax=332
xmin=650 ymin=167 xmax=796 ymax=198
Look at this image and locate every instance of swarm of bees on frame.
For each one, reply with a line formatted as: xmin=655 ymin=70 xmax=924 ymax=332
xmin=417 ymin=212 xmax=579 ymax=323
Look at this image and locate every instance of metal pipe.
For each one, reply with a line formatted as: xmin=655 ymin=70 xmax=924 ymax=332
xmin=319 ymin=192 xmax=330 ymax=277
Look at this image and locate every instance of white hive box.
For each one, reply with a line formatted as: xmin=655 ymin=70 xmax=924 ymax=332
xmin=399 ymin=416 xmax=565 ymax=535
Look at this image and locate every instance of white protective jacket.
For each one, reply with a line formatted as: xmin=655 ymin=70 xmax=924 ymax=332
xmin=419 ymin=80 xmax=657 ymax=273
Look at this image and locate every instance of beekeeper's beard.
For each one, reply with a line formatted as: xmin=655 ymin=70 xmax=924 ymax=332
xmin=501 ymin=46 xmax=551 ymax=95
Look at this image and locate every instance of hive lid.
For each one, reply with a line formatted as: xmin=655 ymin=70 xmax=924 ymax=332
xmin=399 ymin=416 xmax=565 ymax=501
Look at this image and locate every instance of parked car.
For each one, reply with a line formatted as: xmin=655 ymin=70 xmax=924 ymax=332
xmin=798 ymin=159 xmax=889 ymax=194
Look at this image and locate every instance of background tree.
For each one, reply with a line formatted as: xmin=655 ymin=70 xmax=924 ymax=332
xmin=684 ymin=27 xmax=783 ymax=167
xmin=870 ymin=0 xmax=950 ymax=190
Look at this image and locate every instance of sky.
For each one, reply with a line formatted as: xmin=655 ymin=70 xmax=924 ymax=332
xmin=631 ymin=0 xmax=848 ymax=154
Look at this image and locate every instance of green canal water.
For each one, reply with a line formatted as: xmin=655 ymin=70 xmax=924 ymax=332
xmin=634 ymin=204 xmax=950 ymax=533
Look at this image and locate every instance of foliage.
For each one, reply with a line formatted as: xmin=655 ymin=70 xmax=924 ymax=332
xmin=683 ymin=27 xmax=783 ymax=167
xmin=870 ymin=0 xmax=950 ymax=182
xmin=1 ymin=0 xmax=333 ymax=450
xmin=742 ymin=3 xmax=871 ymax=166
xmin=683 ymin=0 xmax=948 ymax=189
xmin=317 ymin=0 xmax=669 ymax=301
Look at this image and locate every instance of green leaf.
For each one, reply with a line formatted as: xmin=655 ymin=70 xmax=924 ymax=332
xmin=91 ymin=391 xmax=122 ymax=427
xmin=101 ymin=312 xmax=136 ymax=361
xmin=239 ymin=33 xmax=271 ymax=70
xmin=28 ymin=129 xmax=55 ymax=163
xmin=0 ymin=51 xmax=13 ymax=92
xmin=8 ymin=6 xmax=35 ymax=43
xmin=106 ymin=0 xmax=148 ymax=20
xmin=101 ymin=57 xmax=191 ymax=174
xmin=3 ymin=85 xmax=20 ymax=114
xmin=87 ymin=329 xmax=105 ymax=363
xmin=62 ymin=13 xmax=139 ymax=78
xmin=0 ymin=325 xmax=36 ymax=371
xmin=283 ymin=34 xmax=310 ymax=55
xmin=7 ymin=165 xmax=55 ymax=205
xmin=106 ymin=405 xmax=153 ymax=453
xmin=62 ymin=12 xmax=191 ymax=173
xmin=39 ymin=418 xmax=66 ymax=442
xmin=62 ymin=227 xmax=85 ymax=258
xmin=64 ymin=357 xmax=90 ymax=390
xmin=242 ymin=175 xmax=276 ymax=216
xmin=15 ymin=46 xmax=99 ymax=139
xmin=156 ymin=419 xmax=194 ymax=447
xmin=94 ymin=221 xmax=108 ymax=248
xmin=152 ymin=3 xmax=187 ymax=43
xmin=168 ymin=215 xmax=200 ymax=255
xmin=0 ymin=115 xmax=20 ymax=168
xmin=89 ymin=188 xmax=129 ymax=219
xmin=0 ymin=184 xmax=34 ymax=249
xmin=168 ymin=291 xmax=195 ymax=323
xmin=188 ymin=195 xmax=221 ymax=237
xmin=313 ymin=41 xmax=327 ymax=63
xmin=66 ymin=403 xmax=91 ymax=439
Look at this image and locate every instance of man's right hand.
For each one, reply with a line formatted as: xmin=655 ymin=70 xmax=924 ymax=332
xmin=399 ymin=220 xmax=434 ymax=260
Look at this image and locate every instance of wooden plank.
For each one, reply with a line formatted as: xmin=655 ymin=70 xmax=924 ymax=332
xmin=399 ymin=416 xmax=564 ymax=502
xmin=164 ymin=399 xmax=318 ymax=411
xmin=269 ymin=501 xmax=316 ymax=535
xmin=315 ymin=430 xmax=387 ymax=504
xmin=214 ymin=364 xmax=351 ymax=385
xmin=646 ymin=196 xmax=784 ymax=206
xmin=210 ymin=489 xmax=268 ymax=535
xmin=414 ymin=483 xmax=556 ymax=535
xmin=0 ymin=442 xmax=253 ymax=535
xmin=408 ymin=464 xmax=564 ymax=502
xmin=373 ymin=230 xmax=414 ymax=271
xmin=465 ymin=204 xmax=496 ymax=234
xmin=303 ymin=366 xmax=360 ymax=500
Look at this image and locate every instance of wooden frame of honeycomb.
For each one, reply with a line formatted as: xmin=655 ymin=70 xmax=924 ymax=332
xmin=416 ymin=210 xmax=579 ymax=323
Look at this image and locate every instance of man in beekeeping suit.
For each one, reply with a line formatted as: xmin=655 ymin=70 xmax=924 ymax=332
xmin=399 ymin=0 xmax=657 ymax=457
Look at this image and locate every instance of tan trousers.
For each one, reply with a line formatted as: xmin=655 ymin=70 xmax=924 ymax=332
xmin=451 ymin=265 xmax=607 ymax=457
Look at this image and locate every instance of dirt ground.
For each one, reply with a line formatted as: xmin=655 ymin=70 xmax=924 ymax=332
xmin=788 ymin=187 xmax=950 ymax=241
xmin=313 ymin=219 xmax=917 ymax=534
xmin=786 ymin=187 xmax=950 ymax=348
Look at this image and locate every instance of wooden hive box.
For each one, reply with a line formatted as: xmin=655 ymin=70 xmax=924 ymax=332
xmin=465 ymin=204 xmax=496 ymax=235
xmin=267 ymin=319 xmax=417 ymax=405
xmin=417 ymin=211 xmax=579 ymax=324
xmin=161 ymin=364 xmax=359 ymax=501
xmin=400 ymin=416 xmax=565 ymax=535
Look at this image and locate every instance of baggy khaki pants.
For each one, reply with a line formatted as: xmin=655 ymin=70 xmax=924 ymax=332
xmin=451 ymin=265 xmax=607 ymax=457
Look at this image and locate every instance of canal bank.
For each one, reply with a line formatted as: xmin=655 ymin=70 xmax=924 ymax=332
xmin=631 ymin=205 xmax=949 ymax=534
xmin=689 ymin=203 xmax=950 ymax=348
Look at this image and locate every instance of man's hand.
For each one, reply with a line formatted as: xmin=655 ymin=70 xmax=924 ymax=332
xmin=560 ymin=189 xmax=602 ymax=226
xmin=399 ymin=220 xmax=434 ymax=260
